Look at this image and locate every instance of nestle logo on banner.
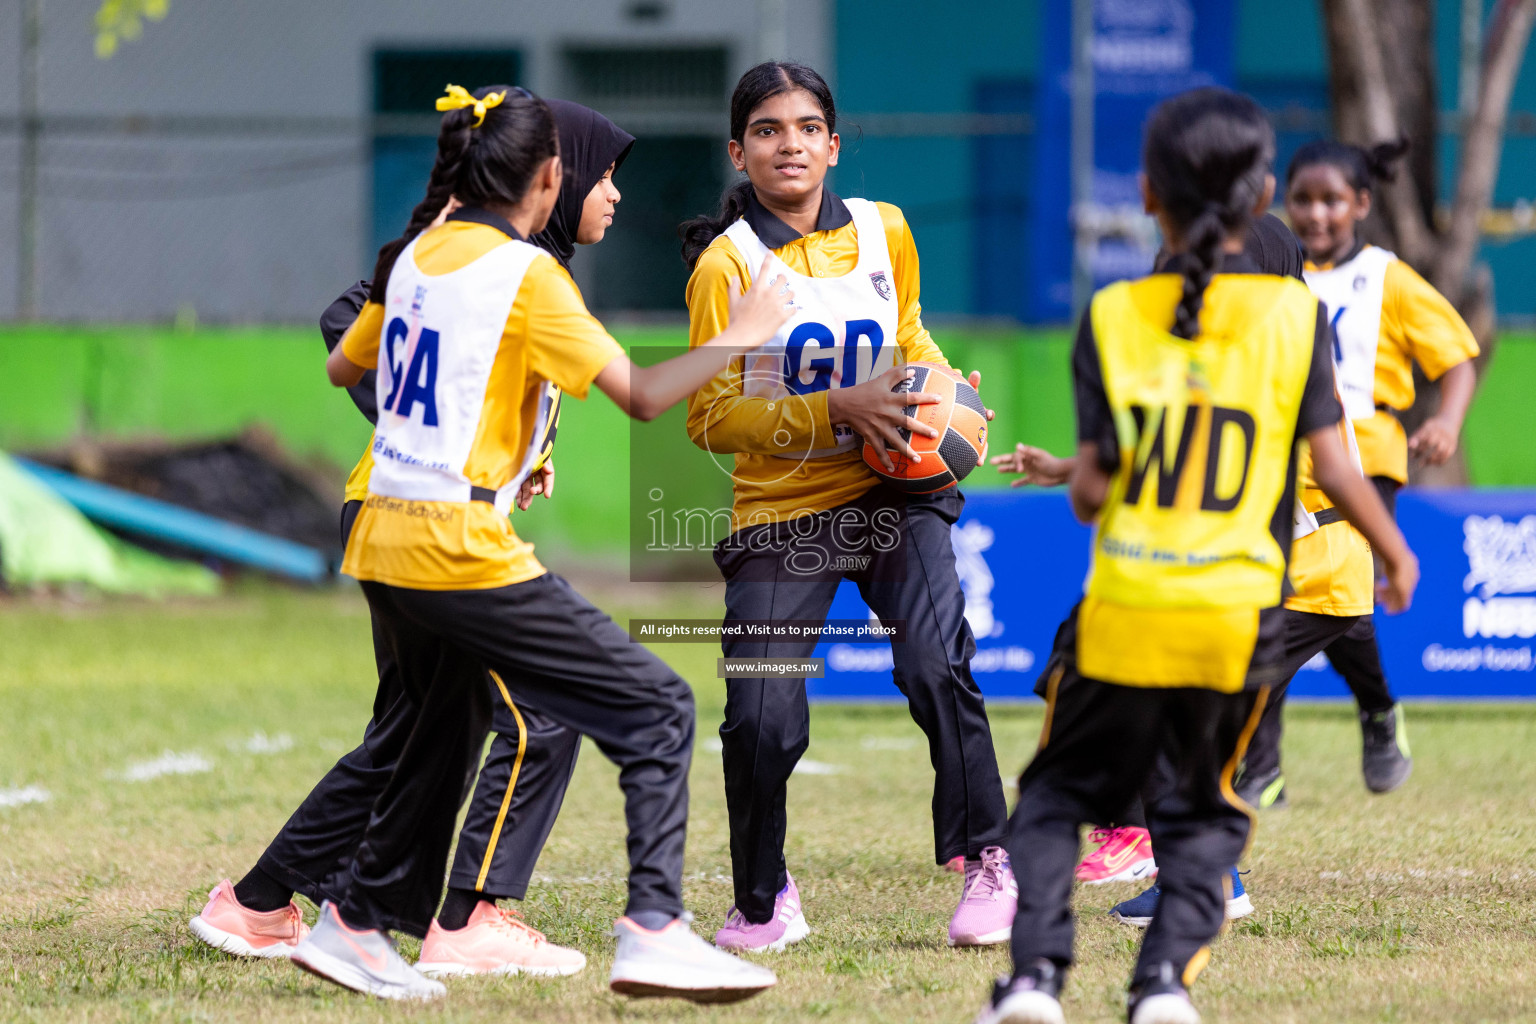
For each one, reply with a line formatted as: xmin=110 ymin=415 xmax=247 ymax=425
xmin=1462 ymin=515 xmax=1536 ymax=639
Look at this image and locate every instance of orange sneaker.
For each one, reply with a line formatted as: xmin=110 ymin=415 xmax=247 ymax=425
xmin=1074 ymin=827 xmax=1156 ymax=885
xmin=188 ymin=878 xmax=309 ymax=958
xmin=416 ymin=901 xmax=586 ymax=978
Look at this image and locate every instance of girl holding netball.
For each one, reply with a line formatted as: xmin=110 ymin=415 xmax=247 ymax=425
xmin=237 ymin=84 xmax=791 ymax=1003
xmin=1241 ymin=139 xmax=1481 ymax=802
xmin=975 ymin=88 xmax=1416 ymax=1024
xmin=681 ymin=61 xmax=1015 ymax=954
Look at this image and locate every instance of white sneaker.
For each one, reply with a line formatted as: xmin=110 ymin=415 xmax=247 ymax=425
xmin=974 ymin=964 xmax=1067 ymax=1024
xmin=609 ymin=913 xmax=777 ymax=1004
xmin=1130 ymin=992 xmax=1202 ymax=1024
xmin=289 ymin=901 xmax=445 ymax=1002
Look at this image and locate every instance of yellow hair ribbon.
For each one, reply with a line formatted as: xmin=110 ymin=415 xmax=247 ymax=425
xmin=435 ymin=84 xmax=506 ymax=128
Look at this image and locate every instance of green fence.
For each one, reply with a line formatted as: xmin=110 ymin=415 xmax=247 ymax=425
xmin=2 ymin=325 xmax=1532 ymax=556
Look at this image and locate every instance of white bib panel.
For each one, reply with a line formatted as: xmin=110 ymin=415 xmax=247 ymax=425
xmin=369 ymin=235 xmax=543 ymax=514
xmin=724 ymin=198 xmax=900 ymax=458
xmin=1304 ymin=245 xmax=1394 ymax=422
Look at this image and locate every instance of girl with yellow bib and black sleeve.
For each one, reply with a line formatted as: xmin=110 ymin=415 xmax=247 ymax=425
xmin=975 ymin=89 xmax=1418 ymax=1024
xmin=1263 ymin=139 xmax=1480 ymax=800
xmin=289 ymin=85 xmax=790 ymax=1004
xmin=190 ymin=100 xmax=635 ymax=981
xmin=680 ymin=61 xmax=1016 ymax=955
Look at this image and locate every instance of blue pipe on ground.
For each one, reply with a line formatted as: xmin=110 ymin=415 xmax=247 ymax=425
xmin=14 ymin=457 xmax=329 ymax=583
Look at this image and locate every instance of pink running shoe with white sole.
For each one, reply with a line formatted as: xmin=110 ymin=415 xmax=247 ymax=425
xmin=417 ymin=900 xmax=586 ymax=978
xmin=949 ymin=846 xmax=1018 ymax=947
xmin=188 ymin=878 xmax=310 ymax=958
xmin=1075 ymin=827 xmax=1157 ymax=885
xmin=713 ymin=875 xmax=810 ymax=953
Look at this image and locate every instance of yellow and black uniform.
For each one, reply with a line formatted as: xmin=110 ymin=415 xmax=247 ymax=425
xmin=687 ymin=190 xmax=1008 ymax=924
xmin=1304 ymin=243 xmax=1479 ymax=485
xmin=1005 ymin=253 xmax=1342 ymax=989
xmin=251 ymin=277 xmax=582 ymax=934
xmin=321 ymin=207 xmax=695 ymax=936
xmin=686 ymin=190 xmax=949 ymax=529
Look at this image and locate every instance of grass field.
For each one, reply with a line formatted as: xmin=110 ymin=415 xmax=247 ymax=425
xmin=2 ymin=582 xmax=1535 ymax=1023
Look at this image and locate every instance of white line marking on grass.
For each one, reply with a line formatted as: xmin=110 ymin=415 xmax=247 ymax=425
xmin=0 ymin=786 xmax=50 ymax=808
xmin=115 ymin=751 xmax=213 ymax=782
xmin=701 ymin=738 xmax=724 ymax=753
xmin=235 ymin=732 xmax=294 ymax=755
xmin=793 ymin=759 xmax=844 ymax=776
xmin=861 ymin=736 xmax=921 ymax=751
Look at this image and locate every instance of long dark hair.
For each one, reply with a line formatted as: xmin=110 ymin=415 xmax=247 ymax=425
xmin=678 ymin=61 xmax=837 ymax=269
xmin=369 ymin=85 xmax=558 ymax=303
xmin=1286 ymin=137 xmax=1410 ymax=193
xmin=1143 ymin=88 xmax=1275 ymax=340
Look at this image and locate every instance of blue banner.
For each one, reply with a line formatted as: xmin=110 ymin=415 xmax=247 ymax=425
xmin=1028 ymin=0 xmax=1235 ymax=321
xmin=808 ymin=490 xmax=1536 ymax=701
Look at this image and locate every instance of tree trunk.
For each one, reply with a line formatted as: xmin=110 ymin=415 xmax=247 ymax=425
xmin=1319 ymin=0 xmax=1535 ymax=486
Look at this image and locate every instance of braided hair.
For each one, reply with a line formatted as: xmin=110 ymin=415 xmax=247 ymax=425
xmin=1143 ymin=88 xmax=1276 ymax=340
xmin=1285 ymin=137 xmax=1410 ymax=193
xmin=369 ymin=85 xmax=558 ymax=304
xmin=678 ymin=61 xmax=837 ymax=269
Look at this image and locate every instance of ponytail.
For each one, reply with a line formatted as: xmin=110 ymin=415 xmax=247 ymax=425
xmin=1286 ymin=136 xmax=1409 ymax=193
xmin=370 ymin=85 xmax=557 ymax=304
xmin=678 ymin=60 xmax=837 ymax=269
xmin=679 ymin=179 xmax=753 ymax=269
xmin=1172 ymin=202 xmax=1227 ymax=341
xmin=1143 ymin=88 xmax=1275 ymax=341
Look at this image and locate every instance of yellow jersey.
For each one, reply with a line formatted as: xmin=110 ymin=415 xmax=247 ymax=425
xmin=685 ymin=191 xmax=949 ymax=530
xmin=1074 ymin=256 xmax=1341 ymax=692
xmin=1285 ymin=418 xmax=1376 ymax=617
xmin=338 ymin=208 xmax=623 ymax=590
xmin=1304 ymin=245 xmax=1479 ymax=482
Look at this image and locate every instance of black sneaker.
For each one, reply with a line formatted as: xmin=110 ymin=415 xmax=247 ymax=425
xmin=973 ymin=958 xmax=1065 ymax=1024
xmin=1233 ymin=765 xmax=1287 ymax=809
xmin=1127 ymin=962 xmax=1200 ymax=1024
xmin=1360 ymin=704 xmax=1412 ymax=793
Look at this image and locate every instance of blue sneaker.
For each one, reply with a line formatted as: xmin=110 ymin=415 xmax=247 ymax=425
xmin=1109 ymin=870 xmax=1253 ymax=928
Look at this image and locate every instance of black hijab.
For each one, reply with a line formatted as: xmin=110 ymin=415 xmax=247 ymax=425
xmin=530 ymin=99 xmax=635 ymax=270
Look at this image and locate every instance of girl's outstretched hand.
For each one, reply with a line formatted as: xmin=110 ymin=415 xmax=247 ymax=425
xmin=991 ymin=443 xmax=1073 ymax=487
xmin=725 ymin=256 xmax=796 ymax=348
xmin=829 ymin=365 xmax=942 ymax=472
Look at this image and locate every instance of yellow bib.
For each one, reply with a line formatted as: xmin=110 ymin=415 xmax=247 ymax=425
xmin=1079 ymin=274 xmax=1318 ymax=691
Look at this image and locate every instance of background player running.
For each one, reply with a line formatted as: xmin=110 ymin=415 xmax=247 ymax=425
xmin=1254 ymin=138 xmax=1481 ymax=800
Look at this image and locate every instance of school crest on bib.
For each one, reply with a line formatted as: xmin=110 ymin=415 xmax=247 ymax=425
xmin=869 ymin=270 xmax=893 ymax=301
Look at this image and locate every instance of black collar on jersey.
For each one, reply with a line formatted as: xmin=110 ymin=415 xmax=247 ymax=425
xmin=1154 ymin=214 xmax=1302 ymax=280
xmin=446 ymin=206 xmax=526 ymax=242
xmin=743 ymin=187 xmax=853 ymax=248
xmin=1158 ymin=251 xmax=1264 ymax=277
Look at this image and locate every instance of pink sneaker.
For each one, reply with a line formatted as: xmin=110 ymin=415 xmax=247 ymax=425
xmin=713 ymin=875 xmax=810 ymax=953
xmin=417 ymin=901 xmax=585 ymax=977
xmin=1074 ymin=827 xmax=1156 ymax=885
xmin=944 ymin=855 xmax=965 ymax=873
xmin=188 ymin=878 xmax=309 ymax=958
xmin=948 ymin=846 xmax=1017 ymax=947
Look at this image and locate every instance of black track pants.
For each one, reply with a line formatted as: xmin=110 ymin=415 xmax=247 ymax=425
xmin=1322 ymin=475 xmax=1400 ymax=715
xmin=715 ymin=487 xmax=1008 ymax=923
xmin=1243 ymin=611 xmax=1362 ymax=779
xmin=254 ymin=503 xmax=581 ymax=935
xmin=1007 ymin=670 xmax=1265 ymax=988
xmin=343 ymin=573 xmax=694 ymax=928
xmin=449 ymin=698 xmax=582 ymax=900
